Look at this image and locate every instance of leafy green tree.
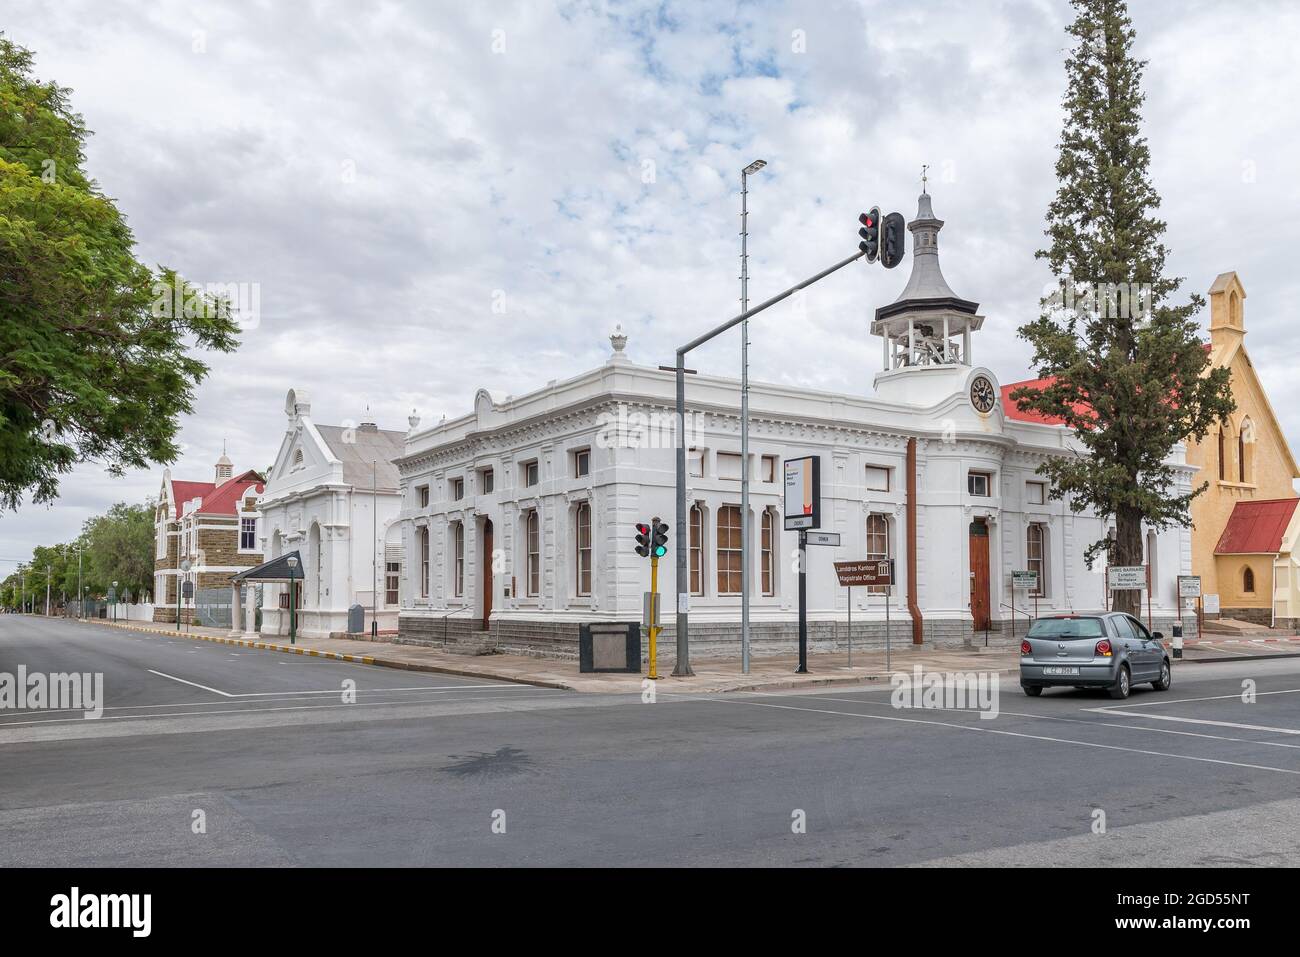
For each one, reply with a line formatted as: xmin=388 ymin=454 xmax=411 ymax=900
xmin=82 ymin=501 xmax=155 ymax=599
xmin=1012 ymin=0 xmax=1234 ymax=616
xmin=0 ymin=35 xmax=240 ymax=511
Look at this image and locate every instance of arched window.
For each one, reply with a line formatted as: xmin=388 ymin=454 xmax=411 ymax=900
xmin=717 ymin=506 xmax=742 ymax=595
xmin=1240 ymin=418 xmax=1255 ymax=484
xmin=1238 ymin=432 xmax=1246 ymax=483
xmin=1217 ymin=427 xmax=1227 ymax=481
xmin=1026 ymin=523 xmax=1047 ymax=598
xmin=689 ymin=504 xmax=704 ymax=596
xmin=866 ymin=514 xmax=890 ymax=595
xmin=452 ymin=522 xmax=465 ymax=597
xmin=419 ymin=526 xmax=429 ymax=598
xmin=1242 ymin=566 xmax=1256 ymax=594
xmin=574 ymin=502 xmax=591 ymax=597
xmin=526 ymin=511 xmax=540 ymax=597
xmin=761 ymin=509 xmax=775 ymax=597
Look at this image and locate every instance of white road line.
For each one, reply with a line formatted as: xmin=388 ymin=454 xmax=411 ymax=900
xmin=700 ymin=694 xmax=1300 ymax=777
xmin=1091 ymin=687 xmax=1300 ymax=711
xmin=1086 ymin=709 xmax=1300 ymax=736
xmin=735 ymin=690 xmax=1300 ymax=751
xmin=146 ymin=669 xmax=234 ymax=697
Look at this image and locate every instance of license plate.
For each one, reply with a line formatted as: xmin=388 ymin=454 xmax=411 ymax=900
xmin=1044 ymin=666 xmax=1079 ymax=676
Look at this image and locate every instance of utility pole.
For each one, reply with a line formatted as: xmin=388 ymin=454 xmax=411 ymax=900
xmin=372 ymin=460 xmax=378 ymax=638
xmin=45 ymin=564 xmax=51 ymax=616
xmin=675 ymin=247 xmax=866 ymax=676
xmin=739 ymin=158 xmax=766 ymax=675
xmin=77 ymin=545 xmax=83 ymax=619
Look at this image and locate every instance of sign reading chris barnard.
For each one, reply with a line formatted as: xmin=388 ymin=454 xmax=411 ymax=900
xmin=783 ymin=455 xmax=821 ymax=531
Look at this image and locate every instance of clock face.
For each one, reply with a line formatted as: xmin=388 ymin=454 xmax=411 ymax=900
xmin=970 ymin=375 xmax=997 ymax=414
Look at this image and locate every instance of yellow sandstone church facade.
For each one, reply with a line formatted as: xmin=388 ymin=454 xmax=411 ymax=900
xmin=1186 ymin=272 xmax=1300 ymax=627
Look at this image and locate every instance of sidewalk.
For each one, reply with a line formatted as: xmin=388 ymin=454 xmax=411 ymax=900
xmin=80 ymin=617 xmax=1021 ymax=693
xmin=78 ymin=617 xmax=1298 ymax=693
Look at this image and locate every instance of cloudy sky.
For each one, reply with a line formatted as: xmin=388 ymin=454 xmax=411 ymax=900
xmin=4 ymin=0 xmax=1299 ymax=570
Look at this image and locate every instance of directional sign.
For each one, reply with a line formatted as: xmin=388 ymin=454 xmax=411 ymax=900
xmin=805 ymin=531 xmax=841 ymax=547
xmin=1177 ymin=575 xmax=1202 ymax=599
xmin=1107 ymin=565 xmax=1147 ymax=591
xmin=834 ymin=559 xmax=894 ymax=587
xmin=783 ymin=455 xmax=821 ymax=530
xmin=1011 ymin=570 xmax=1039 ymax=591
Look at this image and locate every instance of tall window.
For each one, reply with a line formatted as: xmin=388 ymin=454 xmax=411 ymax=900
xmin=385 ymin=561 xmax=400 ymax=606
xmin=761 ymin=509 xmax=775 ymax=596
xmin=419 ymin=527 xmax=429 ymax=598
xmin=526 ymin=511 xmax=540 ymax=596
xmin=1026 ymin=523 xmax=1046 ymax=597
xmin=453 ymin=522 xmax=465 ymax=597
xmin=417 ymin=485 xmax=430 ymax=508
xmin=689 ymin=504 xmax=703 ymax=595
xmin=573 ymin=448 xmax=590 ymax=478
xmin=451 ymin=478 xmax=464 ymax=501
xmin=575 ymin=502 xmax=591 ymax=597
xmin=1243 ymin=566 xmax=1256 ymax=594
xmin=717 ymin=506 xmax=743 ymax=594
xmin=524 ymin=461 xmax=539 ymax=487
xmin=1218 ymin=428 xmax=1226 ymax=481
xmin=866 ymin=514 xmax=890 ymax=595
xmin=1238 ymin=432 xmax=1247 ymax=483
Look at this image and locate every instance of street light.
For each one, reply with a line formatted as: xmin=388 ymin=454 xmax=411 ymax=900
xmin=111 ymin=580 xmax=119 ymax=623
xmin=286 ymin=555 xmax=299 ymax=645
xmin=740 ymin=158 xmax=766 ymax=675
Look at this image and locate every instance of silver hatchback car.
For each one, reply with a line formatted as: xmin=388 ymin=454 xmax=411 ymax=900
xmin=1020 ymin=612 xmax=1171 ymax=699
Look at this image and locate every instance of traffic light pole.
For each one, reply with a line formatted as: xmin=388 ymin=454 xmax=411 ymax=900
xmin=674 ymin=248 xmax=865 ymax=677
xmin=796 ymin=529 xmax=808 ymax=673
xmin=648 ymin=555 xmax=660 ymax=680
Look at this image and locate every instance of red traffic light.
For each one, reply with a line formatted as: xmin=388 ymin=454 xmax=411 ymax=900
xmin=859 ymin=212 xmax=875 ymax=227
xmin=635 ymin=523 xmax=650 ymax=534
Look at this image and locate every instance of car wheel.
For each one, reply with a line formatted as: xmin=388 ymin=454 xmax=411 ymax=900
xmin=1108 ymin=665 xmax=1131 ymax=700
xmin=1022 ymin=685 xmax=1043 ymax=697
xmin=1152 ymin=659 xmax=1171 ymax=691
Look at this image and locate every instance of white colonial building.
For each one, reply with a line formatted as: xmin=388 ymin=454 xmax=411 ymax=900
xmin=393 ymin=192 xmax=1195 ymax=662
xmin=256 ymin=389 xmax=409 ymax=638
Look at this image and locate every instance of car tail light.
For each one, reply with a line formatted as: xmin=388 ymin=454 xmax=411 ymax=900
xmin=1020 ymin=640 xmax=1032 ymax=655
xmin=1095 ymin=639 xmax=1112 ymax=657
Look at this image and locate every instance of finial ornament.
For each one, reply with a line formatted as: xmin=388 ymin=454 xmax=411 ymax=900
xmin=921 ymin=164 xmax=930 ymax=195
xmin=610 ymin=323 xmax=628 ymax=354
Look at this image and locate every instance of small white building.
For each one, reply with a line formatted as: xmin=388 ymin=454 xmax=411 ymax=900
xmin=393 ymin=192 xmax=1196 ymax=662
xmin=256 ymin=389 xmax=408 ymax=638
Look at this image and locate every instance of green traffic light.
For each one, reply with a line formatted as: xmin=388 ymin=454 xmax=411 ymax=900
xmin=653 ymin=545 xmax=667 ymax=557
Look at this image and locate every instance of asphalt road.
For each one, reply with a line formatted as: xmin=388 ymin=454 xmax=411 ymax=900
xmin=2 ymin=613 xmax=1299 ymax=866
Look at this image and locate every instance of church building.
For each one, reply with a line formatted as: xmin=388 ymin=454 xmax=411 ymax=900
xmin=392 ymin=191 xmax=1195 ymax=663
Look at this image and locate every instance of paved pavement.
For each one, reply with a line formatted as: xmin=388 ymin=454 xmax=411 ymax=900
xmin=4 ymin=613 xmax=1300 ymax=866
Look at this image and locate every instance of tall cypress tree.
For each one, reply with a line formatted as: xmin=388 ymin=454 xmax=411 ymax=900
xmin=1012 ymin=0 xmax=1234 ymax=616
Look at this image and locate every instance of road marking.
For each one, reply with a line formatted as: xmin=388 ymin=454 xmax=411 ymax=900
xmin=700 ymin=694 xmax=1300 ymax=777
xmin=146 ymin=670 xmax=234 ymax=697
xmin=754 ymin=691 xmax=1300 ymax=748
xmin=1085 ymin=709 xmax=1300 ymax=736
xmin=1090 ymin=687 xmax=1300 ymax=711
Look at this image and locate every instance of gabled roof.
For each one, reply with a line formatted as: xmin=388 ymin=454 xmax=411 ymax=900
xmin=1214 ymin=498 xmax=1300 ymax=554
xmin=233 ymin=550 xmax=303 ymax=582
xmin=169 ymin=480 xmax=216 ymax=516
xmin=316 ymin=425 xmax=405 ymax=492
xmin=196 ymin=469 xmax=264 ymax=515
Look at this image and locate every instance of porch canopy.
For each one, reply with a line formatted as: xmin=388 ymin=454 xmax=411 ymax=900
xmin=229 ymin=550 xmax=303 ymax=637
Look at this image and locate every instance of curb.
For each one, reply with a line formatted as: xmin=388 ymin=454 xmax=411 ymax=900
xmin=79 ymin=619 xmax=569 ymax=691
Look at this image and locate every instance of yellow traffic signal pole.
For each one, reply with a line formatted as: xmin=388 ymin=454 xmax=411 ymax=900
xmin=648 ymin=555 xmax=661 ymax=679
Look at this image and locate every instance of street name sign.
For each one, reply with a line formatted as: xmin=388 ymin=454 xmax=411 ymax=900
xmin=805 ymin=531 xmax=841 ymax=547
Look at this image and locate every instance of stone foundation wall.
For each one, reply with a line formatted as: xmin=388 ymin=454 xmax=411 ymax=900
xmin=1219 ymin=606 xmax=1272 ymax=626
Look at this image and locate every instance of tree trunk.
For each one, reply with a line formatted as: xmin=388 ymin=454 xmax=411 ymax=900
xmin=1112 ymin=503 xmax=1144 ymax=617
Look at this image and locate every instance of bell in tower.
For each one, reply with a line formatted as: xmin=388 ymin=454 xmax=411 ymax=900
xmin=870 ymin=187 xmax=984 ymax=402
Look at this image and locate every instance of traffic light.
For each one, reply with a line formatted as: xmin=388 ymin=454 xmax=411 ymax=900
xmin=881 ymin=211 xmax=906 ymax=268
xmin=858 ymin=206 xmax=880 ymax=262
xmin=651 ymin=518 xmax=669 ymax=558
xmin=635 ymin=522 xmax=651 ymax=558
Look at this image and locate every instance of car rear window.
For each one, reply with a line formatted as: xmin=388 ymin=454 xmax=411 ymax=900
xmin=1027 ymin=617 xmax=1105 ymax=639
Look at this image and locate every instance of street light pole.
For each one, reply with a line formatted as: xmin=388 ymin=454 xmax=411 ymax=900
xmin=674 ymin=247 xmax=866 ymax=676
xmin=739 ymin=158 xmax=765 ymax=675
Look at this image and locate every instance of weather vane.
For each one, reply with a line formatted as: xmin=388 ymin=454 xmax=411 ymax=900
xmin=921 ymin=164 xmax=930 ymax=194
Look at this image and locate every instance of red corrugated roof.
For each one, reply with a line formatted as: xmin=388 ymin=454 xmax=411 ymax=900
xmin=197 ymin=469 xmax=264 ymax=515
xmin=170 ymin=480 xmax=215 ymax=517
xmin=1001 ymin=376 xmax=1094 ymax=426
xmin=1214 ymin=498 xmax=1300 ymax=554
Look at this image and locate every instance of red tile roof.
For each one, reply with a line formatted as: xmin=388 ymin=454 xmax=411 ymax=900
xmin=1214 ymin=498 xmax=1300 ymax=554
xmin=1001 ymin=377 xmax=1094 ymax=426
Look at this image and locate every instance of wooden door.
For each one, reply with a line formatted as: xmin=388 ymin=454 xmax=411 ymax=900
xmin=481 ymin=519 xmax=494 ymax=628
xmin=969 ymin=519 xmax=991 ymax=631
